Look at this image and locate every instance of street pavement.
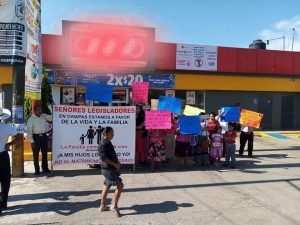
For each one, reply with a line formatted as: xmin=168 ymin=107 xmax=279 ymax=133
xmin=1 ymin=135 xmax=300 ymax=225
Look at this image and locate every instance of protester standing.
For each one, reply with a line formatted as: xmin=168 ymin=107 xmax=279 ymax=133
xmin=164 ymin=115 xmax=177 ymax=162
xmin=175 ymin=132 xmax=191 ymax=170
xmin=239 ymin=125 xmax=254 ymax=157
xmin=148 ymin=129 xmax=166 ymax=171
xmin=26 ymin=105 xmax=52 ymax=175
xmin=98 ymin=127 xmax=124 ymax=218
xmin=0 ymin=108 xmax=18 ymax=213
xmin=200 ymin=112 xmax=209 ymax=137
xmin=207 ymin=112 xmax=220 ymax=140
xmin=194 ymin=136 xmax=209 ymax=166
xmin=224 ymin=123 xmax=237 ymax=168
xmin=135 ymin=105 xmax=145 ymax=167
xmin=209 ymin=126 xmax=223 ymax=164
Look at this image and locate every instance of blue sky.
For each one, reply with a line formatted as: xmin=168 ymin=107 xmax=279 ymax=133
xmin=41 ymin=0 xmax=300 ymax=50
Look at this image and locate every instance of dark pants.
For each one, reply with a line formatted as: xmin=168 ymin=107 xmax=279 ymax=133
xmin=0 ymin=151 xmax=11 ymax=208
xmin=32 ymin=134 xmax=48 ymax=172
xmin=239 ymin=131 xmax=254 ymax=156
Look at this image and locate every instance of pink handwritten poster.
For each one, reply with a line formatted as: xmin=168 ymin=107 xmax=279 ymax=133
xmin=132 ymin=82 xmax=149 ymax=103
xmin=145 ymin=110 xmax=171 ymax=129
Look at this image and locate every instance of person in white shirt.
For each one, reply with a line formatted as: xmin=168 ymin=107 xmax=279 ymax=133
xmin=239 ymin=125 xmax=254 ymax=157
xmin=27 ymin=105 xmax=52 ymax=175
xmin=200 ymin=113 xmax=209 ymax=137
xmin=0 ymin=107 xmax=18 ymax=213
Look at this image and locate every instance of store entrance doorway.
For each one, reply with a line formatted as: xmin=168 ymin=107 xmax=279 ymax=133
xmin=281 ymin=96 xmax=294 ymax=130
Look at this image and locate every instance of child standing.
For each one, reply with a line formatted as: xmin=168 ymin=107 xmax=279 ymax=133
xmin=164 ymin=115 xmax=178 ymax=162
xmin=209 ymin=127 xmax=223 ymax=164
xmin=194 ymin=136 xmax=209 ymax=166
xmin=224 ymin=123 xmax=237 ymax=169
xmin=175 ymin=132 xmax=191 ymax=170
xmin=148 ymin=129 xmax=166 ymax=172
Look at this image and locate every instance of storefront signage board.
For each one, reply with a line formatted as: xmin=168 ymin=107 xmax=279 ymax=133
xmin=176 ymin=44 xmax=217 ymax=71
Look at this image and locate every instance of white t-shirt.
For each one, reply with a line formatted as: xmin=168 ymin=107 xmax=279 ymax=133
xmin=0 ymin=122 xmax=18 ymax=153
xmin=241 ymin=125 xmax=254 ymax=132
xmin=218 ymin=119 xmax=228 ymax=134
xmin=201 ymin=121 xmax=208 ymax=136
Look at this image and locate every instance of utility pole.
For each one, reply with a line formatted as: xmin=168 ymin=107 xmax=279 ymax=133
xmin=292 ymin=28 xmax=295 ymax=51
xmin=11 ymin=66 xmax=25 ymax=177
xmin=266 ymin=36 xmax=286 ymax=51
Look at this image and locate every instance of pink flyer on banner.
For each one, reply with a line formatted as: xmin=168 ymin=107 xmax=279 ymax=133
xmin=145 ymin=110 xmax=172 ymax=129
xmin=132 ymin=82 xmax=149 ymax=103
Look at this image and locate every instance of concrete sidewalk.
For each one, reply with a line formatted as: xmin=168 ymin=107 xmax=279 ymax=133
xmin=1 ymin=136 xmax=300 ymax=225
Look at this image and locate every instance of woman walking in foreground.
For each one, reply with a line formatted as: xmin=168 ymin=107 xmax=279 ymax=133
xmin=98 ymin=127 xmax=124 ymax=218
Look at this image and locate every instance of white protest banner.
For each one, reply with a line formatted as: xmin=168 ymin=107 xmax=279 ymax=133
xmin=176 ymin=44 xmax=217 ymax=71
xmin=52 ymin=105 xmax=136 ymax=165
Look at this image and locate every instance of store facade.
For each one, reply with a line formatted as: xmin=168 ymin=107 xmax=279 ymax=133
xmin=48 ymin=70 xmax=175 ymax=107
xmin=42 ymin=21 xmax=300 ymax=130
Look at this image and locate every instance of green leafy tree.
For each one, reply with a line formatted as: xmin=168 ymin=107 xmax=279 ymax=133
xmin=24 ymin=97 xmax=32 ymax=122
xmin=41 ymin=66 xmax=54 ymax=115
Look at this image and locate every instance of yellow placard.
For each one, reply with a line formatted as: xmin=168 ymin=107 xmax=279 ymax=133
xmin=240 ymin=109 xmax=263 ymax=128
xmin=183 ymin=105 xmax=205 ymax=116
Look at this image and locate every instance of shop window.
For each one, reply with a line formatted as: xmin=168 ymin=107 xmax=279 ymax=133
xmin=148 ymin=89 xmax=165 ymax=100
xmin=61 ymin=87 xmax=75 ymax=105
xmin=75 ymin=86 xmax=86 ymax=105
xmin=112 ymin=88 xmax=128 ymax=103
xmin=176 ymin=90 xmax=205 ymax=109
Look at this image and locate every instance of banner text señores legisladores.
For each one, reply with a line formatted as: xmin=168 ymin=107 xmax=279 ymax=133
xmin=52 ymin=106 xmax=136 ymax=165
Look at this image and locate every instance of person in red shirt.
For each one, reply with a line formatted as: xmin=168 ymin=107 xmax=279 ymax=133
xmin=164 ymin=115 xmax=178 ymax=162
xmin=207 ymin=112 xmax=220 ymax=140
xmin=223 ymin=123 xmax=237 ymax=168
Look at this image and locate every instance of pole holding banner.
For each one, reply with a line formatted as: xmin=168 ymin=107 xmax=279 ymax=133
xmin=11 ymin=66 xmax=25 ymax=177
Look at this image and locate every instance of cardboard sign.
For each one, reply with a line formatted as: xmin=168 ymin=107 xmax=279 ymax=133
xmin=151 ymin=99 xmax=159 ymax=110
xmin=221 ymin=107 xmax=240 ymax=122
xmin=158 ymin=96 xmax=181 ymax=114
xmin=178 ymin=115 xmax=201 ymax=135
xmin=145 ymin=110 xmax=171 ymax=129
xmin=183 ymin=105 xmax=205 ymax=116
xmin=240 ymin=109 xmax=263 ymax=128
xmin=132 ymin=82 xmax=149 ymax=103
xmin=86 ymin=83 xmax=113 ymax=103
